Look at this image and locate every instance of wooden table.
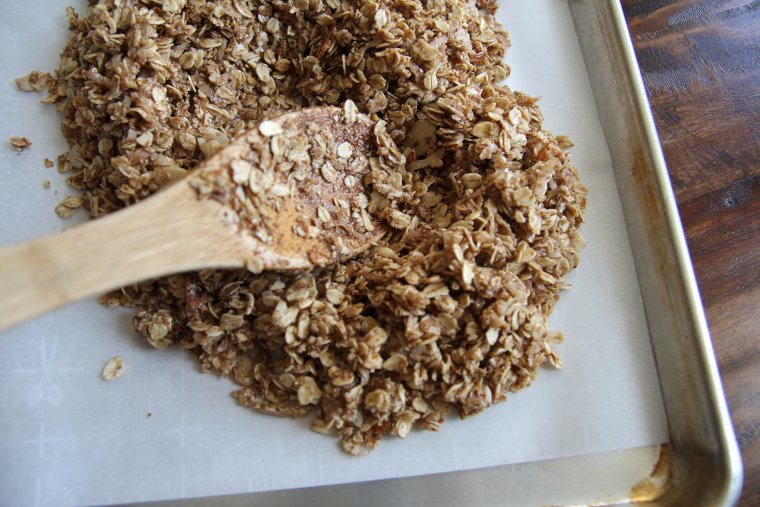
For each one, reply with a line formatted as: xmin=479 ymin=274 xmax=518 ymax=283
xmin=622 ymin=1 xmax=760 ymax=505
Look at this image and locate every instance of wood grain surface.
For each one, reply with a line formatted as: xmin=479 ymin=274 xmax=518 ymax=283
xmin=622 ymin=1 xmax=760 ymax=505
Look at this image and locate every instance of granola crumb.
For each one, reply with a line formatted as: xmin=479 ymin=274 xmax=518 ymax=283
xmin=9 ymin=136 xmax=31 ymax=152
xmin=14 ymin=71 xmax=53 ymax=93
xmin=101 ymin=356 xmax=124 ymax=381
xmin=54 ymin=196 xmax=83 ymax=218
xmin=44 ymin=158 xmax=54 ymax=168
xmin=42 ymin=180 xmax=51 ymax=190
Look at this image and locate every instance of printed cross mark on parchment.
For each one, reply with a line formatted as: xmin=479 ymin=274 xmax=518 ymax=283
xmin=10 ymin=336 xmax=83 ymax=406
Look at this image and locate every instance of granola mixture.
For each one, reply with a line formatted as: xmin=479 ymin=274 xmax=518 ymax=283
xmin=38 ymin=0 xmax=586 ymax=455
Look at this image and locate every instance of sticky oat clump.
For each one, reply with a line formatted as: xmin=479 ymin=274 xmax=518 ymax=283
xmin=43 ymin=0 xmax=587 ymax=455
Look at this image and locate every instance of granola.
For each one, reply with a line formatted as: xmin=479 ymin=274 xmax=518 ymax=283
xmin=9 ymin=136 xmax=31 ymax=152
xmin=188 ymin=105 xmax=386 ymax=269
xmin=55 ymin=195 xmax=84 ymax=219
xmin=14 ymin=71 xmax=53 ymax=93
xmin=101 ymin=356 xmax=125 ymax=381
xmin=40 ymin=0 xmax=587 ymax=455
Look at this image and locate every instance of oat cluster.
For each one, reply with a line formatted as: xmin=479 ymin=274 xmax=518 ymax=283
xmin=40 ymin=0 xmax=587 ymax=455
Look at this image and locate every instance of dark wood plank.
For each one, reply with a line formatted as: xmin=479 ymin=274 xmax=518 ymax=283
xmin=624 ymin=0 xmax=760 ymax=201
xmin=622 ymin=1 xmax=760 ymax=505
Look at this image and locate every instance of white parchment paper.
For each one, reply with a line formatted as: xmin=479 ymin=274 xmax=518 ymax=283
xmin=0 ymin=1 xmax=669 ymax=505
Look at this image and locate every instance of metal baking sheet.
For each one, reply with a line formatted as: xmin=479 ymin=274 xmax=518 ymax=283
xmin=570 ymin=1 xmax=743 ymax=505
xmin=0 ymin=0 xmax=741 ymax=505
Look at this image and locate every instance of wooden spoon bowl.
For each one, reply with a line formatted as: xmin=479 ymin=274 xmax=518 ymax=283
xmin=0 ymin=106 xmax=385 ymax=331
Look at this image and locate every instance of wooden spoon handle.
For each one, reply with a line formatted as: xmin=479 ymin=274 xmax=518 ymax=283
xmin=0 ymin=184 xmax=244 ymax=332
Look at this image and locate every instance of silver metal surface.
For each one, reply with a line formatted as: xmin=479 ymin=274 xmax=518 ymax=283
xmin=129 ymin=1 xmax=742 ymax=505
xmin=568 ymin=1 xmax=743 ymax=505
xmin=130 ymin=446 xmax=662 ymax=507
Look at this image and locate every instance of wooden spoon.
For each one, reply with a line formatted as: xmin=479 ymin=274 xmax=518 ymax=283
xmin=0 ymin=106 xmax=385 ymax=332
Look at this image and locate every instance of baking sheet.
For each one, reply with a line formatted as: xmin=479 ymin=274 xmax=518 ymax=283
xmin=0 ymin=1 xmax=669 ymax=505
